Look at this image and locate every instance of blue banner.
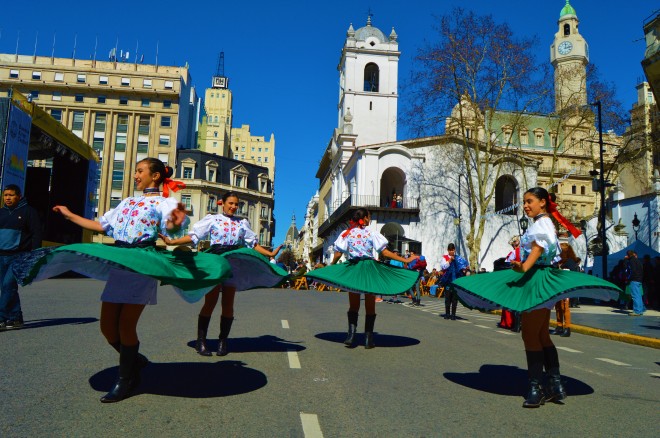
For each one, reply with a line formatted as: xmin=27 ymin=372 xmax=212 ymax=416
xmin=84 ymin=158 xmax=100 ymax=219
xmin=2 ymin=105 xmax=31 ymax=194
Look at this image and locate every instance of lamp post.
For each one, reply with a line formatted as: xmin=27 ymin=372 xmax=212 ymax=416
xmin=454 ymin=174 xmax=464 ymax=256
xmin=632 ymin=212 xmax=640 ymax=241
xmin=592 ymin=100 xmax=608 ymax=279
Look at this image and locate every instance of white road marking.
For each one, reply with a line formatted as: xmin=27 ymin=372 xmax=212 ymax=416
xmin=496 ymin=330 xmax=516 ymax=335
xmin=458 ymin=320 xmax=471 ymax=324
xmin=557 ymin=346 xmax=583 ymax=353
xmin=282 ymin=320 xmax=289 ymax=329
xmin=649 ymin=373 xmax=660 ymax=378
xmin=595 ymin=358 xmax=631 ymax=366
xmin=475 ymin=325 xmax=491 ymax=329
xmin=300 ymin=413 xmax=324 ymax=438
xmin=288 ymin=350 xmax=301 ymax=369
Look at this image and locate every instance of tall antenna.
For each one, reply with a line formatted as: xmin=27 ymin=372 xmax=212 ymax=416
xmin=72 ymin=34 xmax=77 ymax=59
xmin=93 ymin=36 xmax=98 ymax=62
xmin=216 ymin=51 xmax=225 ymax=77
xmin=15 ymin=30 xmax=20 ymax=56
xmin=33 ymin=32 xmax=38 ymax=57
xmin=51 ymin=33 xmax=56 ymax=59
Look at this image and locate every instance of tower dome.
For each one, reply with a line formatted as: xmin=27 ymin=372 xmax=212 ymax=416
xmin=354 ymin=15 xmax=387 ymax=43
xmin=559 ymin=0 xmax=577 ymax=18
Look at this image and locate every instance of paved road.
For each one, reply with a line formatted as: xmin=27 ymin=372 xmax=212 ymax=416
xmin=1 ymin=279 xmax=658 ymax=437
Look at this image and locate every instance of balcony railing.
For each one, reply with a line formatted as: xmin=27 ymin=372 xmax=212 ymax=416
xmin=318 ymin=195 xmax=419 ymax=234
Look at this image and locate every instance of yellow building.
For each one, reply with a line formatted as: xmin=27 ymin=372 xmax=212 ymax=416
xmin=197 ymin=75 xmax=276 ymax=178
xmin=0 ymin=53 xmax=197 ymax=242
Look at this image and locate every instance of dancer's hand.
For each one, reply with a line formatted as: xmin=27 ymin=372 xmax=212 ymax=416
xmin=169 ymin=203 xmax=187 ymax=228
xmin=158 ymin=233 xmax=174 ymax=245
xmin=53 ymin=205 xmax=73 ymax=219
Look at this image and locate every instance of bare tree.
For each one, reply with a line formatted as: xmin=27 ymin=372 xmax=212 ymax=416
xmin=405 ymin=8 xmax=550 ymax=268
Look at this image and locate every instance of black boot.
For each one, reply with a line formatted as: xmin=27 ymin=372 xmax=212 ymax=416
xmin=109 ymin=341 xmax=149 ymax=385
xmin=444 ymin=304 xmax=450 ymax=319
xmin=560 ymin=327 xmax=571 ymax=338
xmin=365 ymin=314 xmax=377 ymax=349
xmin=543 ymin=346 xmax=567 ymax=402
xmin=451 ymin=300 xmax=458 ymax=320
xmin=523 ymin=350 xmax=545 ymax=408
xmin=344 ymin=311 xmax=358 ymax=347
xmin=553 ymin=326 xmax=564 ymax=335
xmin=101 ymin=344 xmax=140 ymax=403
xmin=196 ymin=315 xmax=212 ymax=356
xmin=217 ymin=316 xmax=234 ymax=356
xmin=512 ymin=313 xmax=522 ymax=332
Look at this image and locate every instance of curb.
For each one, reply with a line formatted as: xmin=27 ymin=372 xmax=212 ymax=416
xmin=549 ymin=320 xmax=660 ymax=350
xmin=488 ymin=310 xmax=660 ymax=349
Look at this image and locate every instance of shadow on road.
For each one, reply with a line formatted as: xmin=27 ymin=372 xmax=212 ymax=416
xmin=315 ymin=332 xmax=420 ymax=348
xmin=89 ymin=360 xmax=267 ymax=398
xmin=185 ymin=335 xmax=306 ymax=353
xmin=16 ymin=317 xmax=98 ymax=330
xmin=444 ymin=364 xmax=595 ymax=397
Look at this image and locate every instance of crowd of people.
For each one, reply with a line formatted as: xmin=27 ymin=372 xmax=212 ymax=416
xmin=0 ymin=166 xmax=642 ymax=409
xmin=609 ymin=251 xmax=659 ymax=315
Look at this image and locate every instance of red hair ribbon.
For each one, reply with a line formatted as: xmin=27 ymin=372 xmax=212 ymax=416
xmin=547 ymin=198 xmax=581 ymax=238
xmin=341 ymin=219 xmax=367 ymax=238
xmin=162 ymin=178 xmax=186 ymax=197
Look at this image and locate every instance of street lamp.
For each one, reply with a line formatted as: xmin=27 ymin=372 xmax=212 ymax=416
xmin=519 ymin=216 xmax=529 ymax=234
xmin=455 ymin=174 xmax=464 ymax=256
xmin=591 ymin=100 xmax=608 ymax=279
xmin=632 ymin=213 xmax=640 ymax=241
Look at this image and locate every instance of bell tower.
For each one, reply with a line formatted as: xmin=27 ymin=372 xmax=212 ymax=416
xmin=550 ymin=1 xmax=589 ymax=112
xmin=337 ymin=16 xmax=400 ymax=146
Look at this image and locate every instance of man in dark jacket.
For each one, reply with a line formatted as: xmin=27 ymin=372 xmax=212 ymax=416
xmin=0 ymin=184 xmax=42 ymax=330
xmin=626 ymin=250 xmax=645 ymax=316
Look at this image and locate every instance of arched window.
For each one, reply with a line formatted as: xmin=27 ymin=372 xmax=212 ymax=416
xmin=495 ymin=175 xmax=518 ymax=215
xmin=364 ymin=63 xmax=379 ymax=92
xmin=564 ymin=24 xmax=570 ymax=36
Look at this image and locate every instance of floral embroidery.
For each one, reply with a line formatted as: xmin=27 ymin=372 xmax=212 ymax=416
xmin=341 ymin=228 xmax=374 ymax=259
xmin=104 ymin=195 xmax=175 ymax=244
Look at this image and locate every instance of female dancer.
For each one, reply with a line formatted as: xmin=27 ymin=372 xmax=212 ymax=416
xmin=305 ymin=208 xmax=419 ymax=349
xmin=18 ymin=158 xmax=231 ymax=403
xmin=161 ymin=191 xmax=286 ymax=357
xmin=452 ymin=188 xmax=620 ymax=408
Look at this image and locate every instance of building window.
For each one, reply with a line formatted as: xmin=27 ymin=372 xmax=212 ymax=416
xmin=495 ymin=175 xmax=518 ymax=215
xmin=75 ymin=94 xmax=84 ymax=103
xmin=159 ymin=135 xmax=170 ymax=146
xmin=9 ymin=69 xmax=19 ymax=79
xmin=213 ymin=131 xmax=218 ymax=137
xmin=138 ymin=115 xmax=150 ymax=135
xmin=50 ymin=109 xmax=62 ymax=122
xmin=571 ymin=185 xmax=577 ymax=194
xmin=143 ymin=79 xmax=152 ymax=88
xmin=119 ymin=97 xmax=128 ymax=105
xmin=181 ymin=194 xmax=191 ymax=210
xmin=257 ymin=157 xmax=262 ymax=162
xmin=363 ymin=63 xmax=379 ymax=92
xmin=164 ymin=80 xmax=173 ymax=89
xmin=117 ymin=114 xmax=129 ymax=133
xmin=234 ymin=154 xmax=239 ymax=159
xmin=161 ymin=116 xmax=171 ymax=127
xmin=251 ymin=147 xmax=255 ymax=152
xmin=54 ymin=72 xmax=64 ymax=82
xmin=534 ymin=130 xmax=544 ymax=147
xmin=213 ymin=142 xmax=217 ymax=148
xmin=580 ymin=185 xmax=586 ymax=195
xmin=29 ymin=91 xmax=39 ymax=100
xmin=141 ymin=99 xmax=150 ymax=107
xmin=72 ymin=112 xmax=85 ymax=131
xmin=115 ymin=133 xmax=127 ymax=152
xmin=183 ymin=167 xmax=193 ymax=179
xmin=99 ymin=75 xmax=108 ymax=85
xmin=234 ymin=174 xmax=243 ymax=187
xmin=163 ymin=100 xmax=172 ymax=109
xmin=520 ymin=131 xmax=528 ymax=145
xmin=112 ymin=161 xmax=124 ymax=190
xmin=264 ymin=157 xmax=269 ymax=163
xmin=97 ymin=96 xmax=106 ymax=104
xmin=261 ymin=205 xmax=268 ymax=219
xmin=32 ymin=71 xmax=42 ymax=80
xmin=564 ymin=23 xmax=570 ymax=36
xmin=52 ymin=92 xmax=62 ymax=101
xmin=77 ymin=74 xmax=86 ymax=83
xmin=121 ymin=77 xmax=130 ymax=86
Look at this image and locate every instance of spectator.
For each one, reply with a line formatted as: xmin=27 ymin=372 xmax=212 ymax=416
xmin=0 ymin=184 xmax=42 ymax=331
xmin=626 ymin=250 xmax=645 ymax=316
xmin=439 ymin=243 xmax=469 ymax=320
xmin=408 ymin=251 xmax=427 ymax=306
xmin=554 ymin=242 xmax=579 ymax=337
xmin=396 ymin=193 xmax=403 ymax=208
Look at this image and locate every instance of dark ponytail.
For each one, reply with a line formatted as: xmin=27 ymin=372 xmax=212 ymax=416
xmin=139 ymin=157 xmax=170 ymax=185
xmin=342 ymin=208 xmax=370 ymax=237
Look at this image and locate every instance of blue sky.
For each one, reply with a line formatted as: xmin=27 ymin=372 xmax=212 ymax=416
xmin=0 ymin=1 xmax=655 ymax=243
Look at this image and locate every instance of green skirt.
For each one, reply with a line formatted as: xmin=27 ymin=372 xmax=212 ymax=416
xmin=212 ymin=247 xmax=289 ymax=291
xmin=452 ymin=266 xmax=621 ymax=312
xmin=16 ymin=244 xmax=232 ymax=303
xmin=304 ymin=259 xmax=419 ymax=295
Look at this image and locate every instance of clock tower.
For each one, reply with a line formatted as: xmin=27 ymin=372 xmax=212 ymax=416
xmin=337 ymin=16 xmax=400 ymax=146
xmin=550 ymin=1 xmax=589 ymax=112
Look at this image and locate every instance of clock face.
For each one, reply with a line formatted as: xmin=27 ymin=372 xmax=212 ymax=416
xmin=558 ymin=41 xmax=573 ymax=55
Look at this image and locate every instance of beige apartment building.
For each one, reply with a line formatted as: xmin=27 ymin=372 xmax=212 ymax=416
xmin=197 ymin=75 xmax=276 ymax=178
xmin=0 ymin=54 xmax=197 ymax=242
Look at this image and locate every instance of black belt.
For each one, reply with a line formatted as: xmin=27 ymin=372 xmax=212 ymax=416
xmin=114 ymin=240 xmax=156 ymax=248
xmin=207 ymin=244 xmax=241 ymax=255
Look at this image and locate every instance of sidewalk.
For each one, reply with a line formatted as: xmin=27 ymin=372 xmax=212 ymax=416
xmin=555 ymin=304 xmax=660 ymax=348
